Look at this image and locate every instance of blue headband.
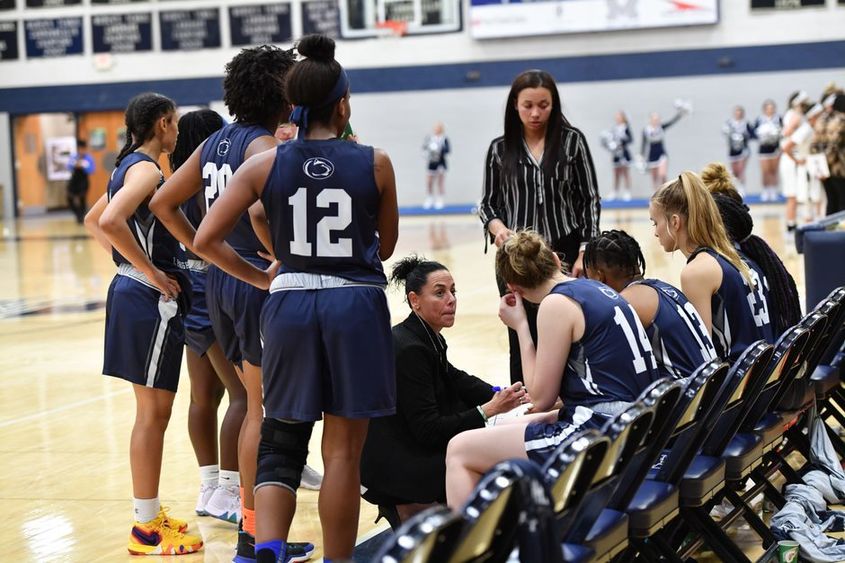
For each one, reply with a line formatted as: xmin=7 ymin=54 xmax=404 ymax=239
xmin=289 ymin=68 xmax=349 ymax=131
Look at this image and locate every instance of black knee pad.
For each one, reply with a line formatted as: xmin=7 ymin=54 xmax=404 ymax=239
xmin=256 ymin=418 xmax=314 ymax=493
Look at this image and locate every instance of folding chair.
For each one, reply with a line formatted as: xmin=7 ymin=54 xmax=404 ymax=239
xmin=374 ymin=505 xmax=464 ymax=562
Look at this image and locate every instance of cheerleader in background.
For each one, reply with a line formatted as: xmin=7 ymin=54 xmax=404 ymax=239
xmin=722 ymin=106 xmax=755 ymax=195
xmin=600 ymin=111 xmax=633 ymax=201
xmin=754 ymin=99 xmax=783 ymax=202
xmin=641 ymin=100 xmax=690 ymax=190
xmin=780 ymin=91 xmax=809 ymax=231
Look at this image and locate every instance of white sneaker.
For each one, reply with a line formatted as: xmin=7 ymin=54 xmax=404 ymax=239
xmin=622 ymin=189 xmax=632 ymax=202
xmin=423 ymin=196 xmax=433 ymax=209
xmin=434 ymin=197 xmax=444 ymax=210
xmin=195 ymin=482 xmax=216 ymax=516
xmin=605 ymin=191 xmax=617 ymax=202
xmin=301 ymin=465 xmax=323 ymax=491
xmin=204 ymin=484 xmax=240 ymax=524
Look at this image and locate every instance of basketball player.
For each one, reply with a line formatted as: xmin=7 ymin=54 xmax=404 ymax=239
xmin=148 ymin=46 xmax=315 ymax=563
xmin=193 ymin=34 xmax=399 ymax=563
xmin=649 ymin=172 xmax=774 ymax=362
xmin=584 ymin=230 xmax=717 ymax=380
xmin=168 ymin=109 xmax=248 ymax=524
xmin=445 ymin=231 xmax=659 ymax=509
xmin=83 ymin=92 xmax=203 ymax=555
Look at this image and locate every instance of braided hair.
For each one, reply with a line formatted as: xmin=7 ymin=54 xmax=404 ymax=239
xmin=115 ymin=92 xmax=176 ymax=167
xmin=169 ymin=109 xmax=224 ymax=172
xmin=583 ymin=230 xmax=646 ymax=282
xmin=712 ymin=194 xmax=801 ymax=335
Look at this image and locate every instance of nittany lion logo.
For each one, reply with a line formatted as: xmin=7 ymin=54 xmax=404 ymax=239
xmin=660 ymin=287 xmax=679 ymax=300
xmin=303 ymin=157 xmax=334 ymax=180
xmin=216 ymin=139 xmax=231 ymax=157
xmin=600 ymin=287 xmax=619 ymax=300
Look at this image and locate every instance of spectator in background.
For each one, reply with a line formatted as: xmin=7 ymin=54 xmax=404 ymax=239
xmin=423 ymin=122 xmax=450 ymax=210
xmin=754 ymin=99 xmax=783 ymax=202
xmin=823 ymin=95 xmax=845 ymax=215
xmin=67 ymin=139 xmax=94 ymax=224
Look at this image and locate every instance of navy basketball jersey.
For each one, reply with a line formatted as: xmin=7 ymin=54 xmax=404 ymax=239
xmin=107 ymin=152 xmax=186 ymax=279
xmin=738 ymin=251 xmax=776 ymax=344
xmin=200 ymin=122 xmax=272 ymax=257
xmin=688 ymin=248 xmax=772 ymax=361
xmin=550 ymin=279 xmax=659 ymax=412
xmin=634 ymin=279 xmax=717 ymax=380
xmin=181 ymin=193 xmax=204 ymax=260
xmin=261 ymin=139 xmax=387 ymax=285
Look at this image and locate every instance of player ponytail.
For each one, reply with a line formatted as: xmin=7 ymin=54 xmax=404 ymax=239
xmin=652 ymin=171 xmax=752 ymax=285
xmin=496 ymin=231 xmax=562 ymax=289
xmin=701 ymin=161 xmax=742 ymax=203
xmin=116 ymin=92 xmax=176 ymax=167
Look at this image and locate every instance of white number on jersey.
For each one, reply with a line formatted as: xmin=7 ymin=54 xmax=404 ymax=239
xmin=203 ymin=162 xmax=233 ymax=212
xmin=288 ymin=187 xmax=353 ymax=258
xmin=676 ymin=302 xmax=718 ymax=361
xmin=613 ymin=305 xmax=657 ymax=374
xmin=746 ymin=269 xmax=771 ymax=329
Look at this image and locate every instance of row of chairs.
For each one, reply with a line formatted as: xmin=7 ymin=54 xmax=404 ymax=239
xmin=375 ymin=286 xmax=845 ymax=562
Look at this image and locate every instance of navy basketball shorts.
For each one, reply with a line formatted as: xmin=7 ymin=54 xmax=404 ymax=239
xmin=260 ymin=286 xmax=396 ymax=422
xmin=103 ymin=274 xmax=186 ymax=393
xmin=524 ymin=406 xmax=608 ymax=464
xmin=206 ymin=259 xmax=268 ymax=367
xmin=184 ymin=268 xmax=215 ymax=357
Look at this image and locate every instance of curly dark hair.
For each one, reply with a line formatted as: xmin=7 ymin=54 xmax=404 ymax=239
xmin=169 ymin=109 xmax=224 ymax=172
xmin=223 ymin=45 xmax=297 ymax=126
xmin=583 ymin=229 xmax=646 ymax=280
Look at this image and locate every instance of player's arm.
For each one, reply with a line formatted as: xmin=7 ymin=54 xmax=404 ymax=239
xmin=99 ymin=162 xmax=180 ymax=299
xmin=620 ymin=283 xmax=659 ymax=329
xmin=244 ymin=137 xmax=279 ymax=259
xmin=374 ymin=148 xmax=399 ymax=260
xmin=149 ymin=142 xmax=205 ymax=254
xmin=681 ymin=255 xmax=722 ymax=337
xmin=530 ymin=295 xmax=577 ymax=412
xmin=84 ymin=193 xmax=112 ymax=253
xmin=195 ymin=149 xmax=277 ymax=290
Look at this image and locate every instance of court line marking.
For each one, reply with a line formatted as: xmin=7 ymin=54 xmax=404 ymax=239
xmin=0 ymin=388 xmax=132 ymax=429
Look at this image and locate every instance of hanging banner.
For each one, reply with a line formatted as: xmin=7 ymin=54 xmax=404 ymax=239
xmin=470 ymin=0 xmax=720 ymax=39
xmin=26 ymin=0 xmax=81 ymax=6
xmin=0 ymin=21 xmax=17 ymax=60
xmin=160 ymin=8 xmax=221 ymax=51
xmin=229 ymin=3 xmax=292 ymax=46
xmin=751 ymin=0 xmax=824 ymax=7
xmin=25 ymin=17 xmax=83 ymax=58
xmin=0 ymin=0 xmax=15 ymax=11
xmin=301 ymin=0 xmax=341 ymax=38
xmin=92 ymin=13 xmax=152 ymax=53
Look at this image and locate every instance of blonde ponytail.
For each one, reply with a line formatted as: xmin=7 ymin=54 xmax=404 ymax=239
xmin=653 ymin=171 xmax=752 ymax=285
xmin=700 ymin=162 xmax=743 ymax=203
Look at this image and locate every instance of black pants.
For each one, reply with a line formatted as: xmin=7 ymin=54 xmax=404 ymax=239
xmin=496 ymin=231 xmax=582 ymax=385
xmin=68 ymin=192 xmax=87 ymax=224
xmin=823 ymin=177 xmax=845 ymax=216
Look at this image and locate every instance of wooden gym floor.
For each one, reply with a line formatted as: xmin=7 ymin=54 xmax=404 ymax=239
xmin=0 ymin=205 xmax=806 ymax=561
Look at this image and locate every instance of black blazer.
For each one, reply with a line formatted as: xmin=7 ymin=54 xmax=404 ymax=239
xmin=360 ymin=312 xmax=495 ymax=504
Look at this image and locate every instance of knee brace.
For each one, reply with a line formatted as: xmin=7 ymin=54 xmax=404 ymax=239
xmin=256 ymin=418 xmax=314 ymax=494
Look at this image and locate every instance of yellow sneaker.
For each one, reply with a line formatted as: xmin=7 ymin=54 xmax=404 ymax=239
xmin=128 ymin=516 xmax=203 ymax=556
xmin=158 ymin=506 xmax=188 ymax=533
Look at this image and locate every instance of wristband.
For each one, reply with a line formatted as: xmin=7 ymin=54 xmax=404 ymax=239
xmin=476 ymin=405 xmax=489 ymax=423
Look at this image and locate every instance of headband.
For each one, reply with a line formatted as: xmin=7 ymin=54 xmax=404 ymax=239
xmin=289 ymin=68 xmax=349 ymax=131
xmin=806 ymin=103 xmax=824 ymax=119
xmin=823 ymin=94 xmax=837 ymax=108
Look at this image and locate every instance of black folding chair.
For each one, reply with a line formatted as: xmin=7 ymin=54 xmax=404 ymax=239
xmin=374 ymin=505 xmax=464 ymax=562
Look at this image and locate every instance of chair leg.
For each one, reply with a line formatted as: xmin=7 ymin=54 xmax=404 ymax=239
xmin=681 ymin=506 xmax=751 ymax=563
xmin=725 ymin=489 xmax=777 ymax=548
xmin=651 ymin=533 xmax=685 ymax=563
xmin=752 ymin=467 xmax=787 ymax=509
xmin=628 ymin=537 xmax=666 ymax=562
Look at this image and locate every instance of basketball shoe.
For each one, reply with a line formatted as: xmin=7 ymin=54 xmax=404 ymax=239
xmin=195 ymin=482 xmax=217 ymax=516
xmin=205 ymin=484 xmax=240 ymax=524
xmin=233 ymin=522 xmax=315 ymax=563
xmin=128 ymin=514 xmax=203 ymax=556
xmin=159 ymin=506 xmax=188 ymax=533
xmin=300 ymin=465 xmax=323 ymax=491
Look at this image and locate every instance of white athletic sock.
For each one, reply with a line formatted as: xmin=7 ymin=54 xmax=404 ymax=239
xmin=133 ymin=497 xmax=161 ymax=524
xmin=200 ymin=464 xmax=219 ymax=487
xmin=219 ymin=469 xmax=240 ymax=488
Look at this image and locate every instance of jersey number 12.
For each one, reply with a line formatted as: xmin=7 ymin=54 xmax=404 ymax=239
xmin=288 ymin=188 xmax=353 ymax=258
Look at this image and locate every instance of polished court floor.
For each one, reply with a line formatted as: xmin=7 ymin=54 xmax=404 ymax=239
xmin=0 ymin=205 xmax=808 ymax=561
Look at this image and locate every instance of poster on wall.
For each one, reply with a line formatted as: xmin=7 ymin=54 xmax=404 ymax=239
xmin=0 ymin=21 xmax=17 ymax=60
xmin=470 ymin=0 xmax=720 ymax=39
xmin=25 ymin=17 xmax=83 ymax=58
xmin=0 ymin=0 xmax=15 ymax=11
xmin=26 ymin=0 xmax=81 ymax=7
xmin=45 ymin=137 xmax=76 ymax=182
xmin=750 ymin=0 xmax=824 ymax=7
xmin=160 ymin=9 xmax=221 ymax=51
xmin=91 ymin=0 xmax=149 ymax=4
xmin=92 ymin=13 xmax=152 ymax=53
xmin=301 ymin=0 xmax=341 ymax=38
xmin=229 ymin=3 xmax=292 ymax=46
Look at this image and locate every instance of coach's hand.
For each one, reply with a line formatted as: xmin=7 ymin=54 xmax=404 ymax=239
xmin=150 ymin=268 xmax=181 ymax=301
xmin=498 ymin=291 xmax=527 ymax=331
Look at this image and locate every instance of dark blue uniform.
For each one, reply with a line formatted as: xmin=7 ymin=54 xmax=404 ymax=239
xmin=260 ymin=139 xmax=394 ymax=421
xmin=200 ymin=123 xmax=272 ymax=365
xmin=723 ymin=118 xmax=755 ymax=162
xmin=103 ymin=152 xmax=189 ymax=392
xmin=634 ymin=279 xmax=717 ymax=380
xmin=688 ymin=248 xmax=773 ymax=362
xmin=524 ymin=279 xmax=659 ymax=463
xmin=740 ymin=251 xmax=777 ymax=343
xmin=182 ymin=195 xmax=215 ymax=356
xmin=754 ymin=114 xmax=782 ymax=159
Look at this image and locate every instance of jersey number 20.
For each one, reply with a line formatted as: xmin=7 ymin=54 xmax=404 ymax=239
xmin=203 ymin=162 xmax=233 ymax=212
xmin=288 ymin=188 xmax=353 ymax=258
